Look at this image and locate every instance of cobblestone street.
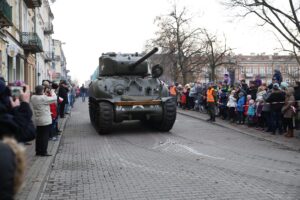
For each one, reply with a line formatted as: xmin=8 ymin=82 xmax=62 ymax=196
xmin=40 ymin=101 xmax=300 ymax=200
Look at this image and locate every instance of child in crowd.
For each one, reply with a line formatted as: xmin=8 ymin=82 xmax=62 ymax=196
xmin=247 ymin=99 xmax=256 ymax=126
xmin=227 ymin=90 xmax=237 ymax=123
xmin=244 ymin=95 xmax=252 ymax=124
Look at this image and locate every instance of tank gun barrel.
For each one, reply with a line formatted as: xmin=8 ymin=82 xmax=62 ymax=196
xmin=129 ymin=47 xmax=158 ymax=70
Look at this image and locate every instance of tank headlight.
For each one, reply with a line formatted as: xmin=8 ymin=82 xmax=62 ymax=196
xmin=114 ymin=85 xmax=124 ymax=95
xmin=116 ymin=88 xmax=124 ymax=95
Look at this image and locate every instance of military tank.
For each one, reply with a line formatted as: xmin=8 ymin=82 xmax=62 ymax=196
xmin=88 ymin=47 xmax=177 ymax=134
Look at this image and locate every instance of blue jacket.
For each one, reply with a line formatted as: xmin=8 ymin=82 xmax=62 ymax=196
xmin=247 ymin=105 xmax=255 ymax=116
xmin=237 ymin=96 xmax=245 ymax=112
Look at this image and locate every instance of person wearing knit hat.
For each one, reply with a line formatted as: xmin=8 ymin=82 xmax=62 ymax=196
xmin=280 ymin=82 xmax=289 ymax=90
xmin=0 ymin=78 xmax=35 ymax=199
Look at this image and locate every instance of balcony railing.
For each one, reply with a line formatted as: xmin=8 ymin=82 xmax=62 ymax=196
xmin=44 ymin=51 xmax=54 ymax=62
xmin=54 ymin=55 xmax=61 ymax=61
xmin=24 ymin=0 xmax=42 ymax=8
xmin=0 ymin=0 xmax=12 ymax=27
xmin=21 ymin=32 xmax=43 ymax=53
xmin=44 ymin=23 xmax=53 ymax=34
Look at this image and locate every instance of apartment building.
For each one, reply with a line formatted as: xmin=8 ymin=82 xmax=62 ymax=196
xmin=52 ymin=39 xmax=67 ymax=82
xmin=194 ymin=54 xmax=300 ymax=85
xmin=0 ymin=0 xmax=68 ymax=91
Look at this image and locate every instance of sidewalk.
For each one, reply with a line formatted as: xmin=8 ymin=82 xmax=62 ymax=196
xmin=15 ymin=115 xmax=70 ymax=200
xmin=177 ymin=108 xmax=300 ymax=151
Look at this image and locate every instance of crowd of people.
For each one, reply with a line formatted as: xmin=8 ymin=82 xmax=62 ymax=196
xmin=0 ymin=77 xmax=88 ymax=199
xmin=172 ymin=70 xmax=300 ymax=138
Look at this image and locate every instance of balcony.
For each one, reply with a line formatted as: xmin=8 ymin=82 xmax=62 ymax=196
xmin=24 ymin=0 xmax=42 ymax=8
xmin=44 ymin=23 xmax=54 ymax=34
xmin=21 ymin=32 xmax=43 ymax=53
xmin=44 ymin=51 xmax=54 ymax=62
xmin=0 ymin=0 xmax=13 ymax=27
xmin=54 ymin=55 xmax=61 ymax=61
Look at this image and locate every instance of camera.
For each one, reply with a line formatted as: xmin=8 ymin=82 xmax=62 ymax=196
xmin=10 ymin=86 xmax=26 ymax=98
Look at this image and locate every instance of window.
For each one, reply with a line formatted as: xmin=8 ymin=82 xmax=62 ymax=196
xmin=259 ymin=67 xmax=265 ymax=75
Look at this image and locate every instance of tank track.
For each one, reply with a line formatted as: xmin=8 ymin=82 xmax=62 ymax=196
xmin=154 ymin=98 xmax=177 ymax=132
xmin=89 ymin=99 xmax=113 ymax=134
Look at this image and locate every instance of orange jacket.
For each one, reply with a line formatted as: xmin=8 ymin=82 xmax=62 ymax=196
xmin=206 ymin=88 xmax=215 ymax=103
xmin=170 ymin=86 xmax=177 ymax=96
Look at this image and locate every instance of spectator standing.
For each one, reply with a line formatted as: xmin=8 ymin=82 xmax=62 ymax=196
xmin=236 ymin=92 xmax=245 ymax=124
xmin=194 ymin=81 xmax=203 ymax=111
xmin=255 ymin=75 xmax=262 ymax=87
xmin=244 ymin=95 xmax=252 ymax=124
xmin=218 ymin=88 xmax=228 ymax=120
xmin=80 ymin=84 xmax=86 ymax=102
xmin=272 ymin=69 xmax=283 ymax=84
xmin=262 ymin=85 xmax=273 ymax=132
xmin=247 ymin=81 xmax=258 ymax=100
xmin=58 ymin=81 xmax=69 ymax=118
xmin=294 ymin=81 xmax=300 ymax=130
xmin=227 ymin=90 xmax=237 ymax=123
xmin=266 ymin=83 xmax=285 ymax=135
xmin=247 ymin=99 xmax=256 ymax=126
xmin=70 ymin=84 xmax=76 ymax=108
xmin=282 ymin=87 xmax=295 ymax=138
xmin=44 ymin=86 xmax=58 ymax=141
xmin=31 ymin=85 xmax=57 ymax=156
xmin=206 ymin=84 xmax=216 ymax=122
xmin=0 ymin=79 xmax=34 ymax=199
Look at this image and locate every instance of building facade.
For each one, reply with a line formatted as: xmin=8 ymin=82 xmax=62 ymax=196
xmin=52 ymin=39 xmax=67 ymax=82
xmin=0 ymin=0 xmax=68 ymax=91
xmin=194 ymin=54 xmax=300 ymax=85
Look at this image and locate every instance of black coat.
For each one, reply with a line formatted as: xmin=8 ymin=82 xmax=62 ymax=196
xmin=266 ymin=90 xmax=286 ymax=112
xmin=58 ymin=86 xmax=69 ymax=104
xmin=0 ymin=142 xmax=16 ymax=200
xmin=0 ymin=102 xmax=35 ymax=142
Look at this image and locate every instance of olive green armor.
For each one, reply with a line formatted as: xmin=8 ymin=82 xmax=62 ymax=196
xmin=88 ymin=48 xmax=176 ymax=134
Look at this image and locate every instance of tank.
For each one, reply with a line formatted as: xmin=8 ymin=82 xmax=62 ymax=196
xmin=88 ymin=47 xmax=177 ymax=134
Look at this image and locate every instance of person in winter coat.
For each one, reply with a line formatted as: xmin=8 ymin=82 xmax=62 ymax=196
xmin=58 ymin=81 xmax=69 ymax=118
xmin=244 ymin=95 xmax=252 ymax=123
xmin=31 ymin=85 xmax=57 ymax=156
xmin=227 ymin=90 xmax=237 ymax=123
xmin=247 ymin=99 xmax=256 ymax=126
xmin=218 ymin=88 xmax=228 ymax=120
xmin=206 ymin=85 xmax=216 ymax=122
xmin=0 ymin=78 xmax=34 ymax=200
xmin=247 ymin=81 xmax=258 ymax=100
xmin=294 ymin=81 xmax=300 ymax=130
xmin=236 ymin=92 xmax=245 ymax=124
xmin=282 ymin=87 xmax=295 ymax=137
xmin=266 ymin=83 xmax=286 ymax=134
xmin=0 ymin=138 xmax=25 ymax=200
xmin=272 ymin=69 xmax=283 ymax=84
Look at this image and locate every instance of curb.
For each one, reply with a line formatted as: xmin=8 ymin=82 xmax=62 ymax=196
xmin=23 ymin=115 xmax=70 ymax=200
xmin=177 ymin=109 xmax=300 ymax=152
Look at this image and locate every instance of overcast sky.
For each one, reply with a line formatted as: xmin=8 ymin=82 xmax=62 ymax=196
xmin=51 ymin=0 xmax=284 ymax=84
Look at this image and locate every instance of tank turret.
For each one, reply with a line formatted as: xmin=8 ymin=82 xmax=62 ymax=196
xmin=88 ymin=48 xmax=176 ymax=134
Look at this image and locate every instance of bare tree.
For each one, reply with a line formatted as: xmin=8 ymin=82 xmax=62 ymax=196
xmin=148 ymin=4 xmax=206 ymax=84
xmin=201 ymin=30 xmax=232 ymax=82
xmin=223 ymin=0 xmax=300 ymax=49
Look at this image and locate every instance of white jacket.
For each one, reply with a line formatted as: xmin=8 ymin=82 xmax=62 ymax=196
xmin=31 ymin=93 xmax=57 ymax=126
xmin=227 ymin=95 xmax=237 ymax=108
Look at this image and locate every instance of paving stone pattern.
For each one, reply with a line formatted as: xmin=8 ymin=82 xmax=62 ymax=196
xmin=40 ymin=102 xmax=300 ymax=200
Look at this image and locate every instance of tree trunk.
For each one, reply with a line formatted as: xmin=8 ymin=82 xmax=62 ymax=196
xmin=211 ymin=65 xmax=216 ymax=82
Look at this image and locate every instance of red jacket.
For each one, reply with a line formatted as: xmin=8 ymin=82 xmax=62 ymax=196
xmin=47 ymin=93 xmax=57 ymax=119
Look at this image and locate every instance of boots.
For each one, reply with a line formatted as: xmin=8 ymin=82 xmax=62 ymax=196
xmin=285 ymin=129 xmax=294 ymax=138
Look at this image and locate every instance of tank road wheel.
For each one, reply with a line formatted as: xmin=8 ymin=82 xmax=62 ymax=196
xmin=155 ymin=99 xmax=177 ymax=132
xmin=97 ymin=102 xmax=113 ymax=134
xmin=89 ymin=98 xmax=95 ymax=125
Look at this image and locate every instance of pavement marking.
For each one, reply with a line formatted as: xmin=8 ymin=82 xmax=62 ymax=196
xmin=176 ymin=144 xmax=225 ymax=160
